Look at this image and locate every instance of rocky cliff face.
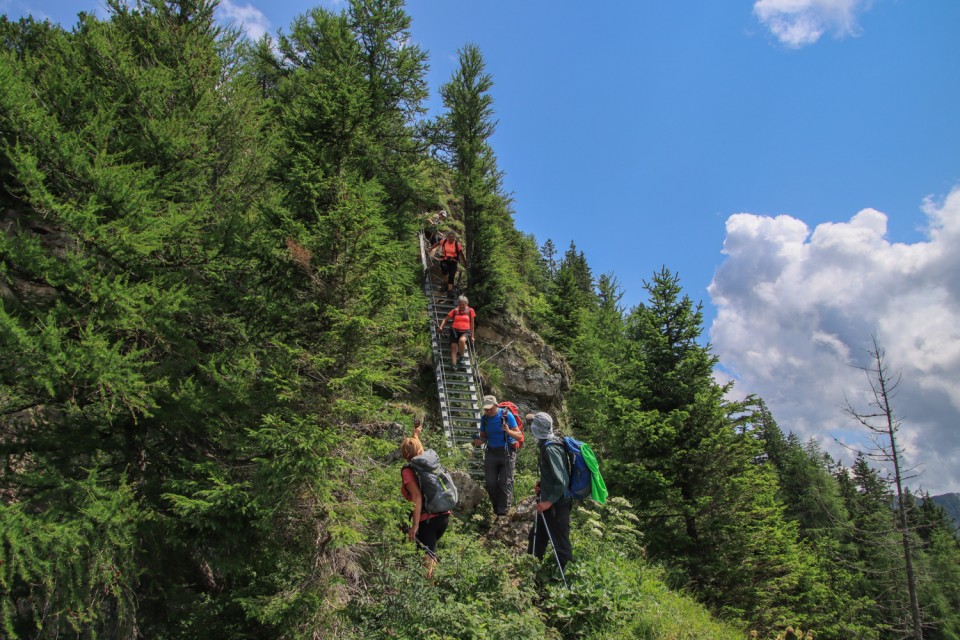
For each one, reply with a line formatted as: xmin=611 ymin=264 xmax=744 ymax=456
xmin=474 ymin=314 xmax=571 ymax=419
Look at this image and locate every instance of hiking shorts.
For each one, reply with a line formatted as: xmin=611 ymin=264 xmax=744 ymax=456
xmin=415 ymin=513 xmax=450 ymax=557
xmin=440 ymin=259 xmax=458 ymax=285
xmin=449 ymin=327 xmax=471 ymax=344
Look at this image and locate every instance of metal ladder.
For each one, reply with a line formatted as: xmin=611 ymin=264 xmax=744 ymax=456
xmin=420 ymin=233 xmax=485 ymax=479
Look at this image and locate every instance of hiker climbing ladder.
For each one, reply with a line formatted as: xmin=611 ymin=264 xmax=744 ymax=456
xmin=420 ymin=233 xmax=485 ymax=479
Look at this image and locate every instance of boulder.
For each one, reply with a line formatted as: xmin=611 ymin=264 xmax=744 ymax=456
xmin=451 ymin=470 xmax=486 ymax=514
xmin=484 ymin=495 xmax=538 ymax=554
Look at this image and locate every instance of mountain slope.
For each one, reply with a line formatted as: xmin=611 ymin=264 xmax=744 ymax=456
xmin=931 ymin=493 xmax=960 ymax=528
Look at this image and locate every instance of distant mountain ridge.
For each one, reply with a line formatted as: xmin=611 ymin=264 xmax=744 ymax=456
xmin=931 ymin=493 xmax=960 ymax=529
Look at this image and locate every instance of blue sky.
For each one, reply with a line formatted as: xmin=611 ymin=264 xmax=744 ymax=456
xmin=6 ymin=0 xmax=960 ymax=493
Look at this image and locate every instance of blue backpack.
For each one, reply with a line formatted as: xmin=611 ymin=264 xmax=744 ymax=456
xmin=563 ymin=437 xmax=593 ymax=501
xmin=542 ymin=436 xmax=608 ymax=503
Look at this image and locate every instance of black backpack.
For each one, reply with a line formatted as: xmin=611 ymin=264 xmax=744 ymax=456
xmin=406 ymin=449 xmax=458 ymax=513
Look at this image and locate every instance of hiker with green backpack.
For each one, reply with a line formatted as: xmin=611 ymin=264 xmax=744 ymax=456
xmin=526 ymin=411 xmax=609 ymax=579
xmin=400 ymin=419 xmax=457 ymax=579
xmin=526 ymin=412 xmax=574 ymax=571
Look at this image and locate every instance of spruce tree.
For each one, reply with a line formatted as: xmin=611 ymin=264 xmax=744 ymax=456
xmin=578 ymin=268 xmax=854 ymax=637
xmin=540 ymin=238 xmax=559 ymax=281
xmin=544 ymin=241 xmax=595 ymax=351
xmin=568 ymin=273 xmax=627 ymax=439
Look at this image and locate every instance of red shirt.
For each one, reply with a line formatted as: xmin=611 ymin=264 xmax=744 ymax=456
xmin=446 ymin=306 xmax=475 ymax=331
xmin=401 ymin=467 xmax=448 ymax=522
xmin=440 ymin=239 xmax=462 ymax=261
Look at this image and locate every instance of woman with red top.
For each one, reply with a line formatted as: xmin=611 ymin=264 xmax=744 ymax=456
xmin=437 ymin=295 xmax=475 ymax=370
xmin=429 ymin=230 xmax=465 ymax=297
xmin=400 ymin=419 xmax=450 ymax=579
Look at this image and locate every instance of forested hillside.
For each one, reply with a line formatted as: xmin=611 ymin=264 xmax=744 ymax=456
xmin=2 ymin=2 xmax=960 ymax=639
xmin=931 ymin=493 xmax=960 ymax=529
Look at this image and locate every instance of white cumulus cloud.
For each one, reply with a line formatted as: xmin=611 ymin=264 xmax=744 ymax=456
xmin=215 ymin=0 xmax=271 ymax=42
xmin=709 ymin=187 xmax=960 ymax=494
xmin=753 ymin=0 xmax=870 ymax=48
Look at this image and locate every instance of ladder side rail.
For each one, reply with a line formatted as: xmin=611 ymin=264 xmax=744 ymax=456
xmin=425 ymin=270 xmax=456 ymax=450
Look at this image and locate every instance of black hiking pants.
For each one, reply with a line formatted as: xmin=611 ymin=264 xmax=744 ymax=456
xmin=528 ymin=501 xmax=572 ymax=569
xmin=440 ymin=259 xmax=458 ymax=287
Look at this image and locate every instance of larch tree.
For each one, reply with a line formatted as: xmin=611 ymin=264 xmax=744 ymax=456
xmin=439 ymin=43 xmax=517 ymax=314
xmin=1 ymin=0 xmax=275 ymax=635
xmin=347 ymin=0 xmax=432 ymax=230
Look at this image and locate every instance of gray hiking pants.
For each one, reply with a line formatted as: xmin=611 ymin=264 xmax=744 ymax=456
xmin=484 ymin=446 xmax=516 ymax=516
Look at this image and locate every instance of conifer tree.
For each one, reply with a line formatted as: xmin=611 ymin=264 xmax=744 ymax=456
xmin=439 ymin=43 xmax=516 ymax=313
xmin=763 ymin=418 xmax=851 ymax=541
xmin=568 ymin=273 xmax=627 ymax=438
xmin=580 ymin=268 xmax=855 ymax=637
xmin=1 ymin=1 xmax=276 ymax=635
xmin=909 ymin=494 xmax=960 ymax=639
xmin=347 ymin=0 xmax=431 ymax=228
xmin=844 ymin=340 xmax=923 ymax=639
xmin=268 ymin=4 xmax=424 ymax=406
xmin=837 ymin=457 xmax=912 ymax=635
xmin=540 ymin=238 xmax=559 ymax=281
xmin=544 ymin=241 xmax=595 ymax=350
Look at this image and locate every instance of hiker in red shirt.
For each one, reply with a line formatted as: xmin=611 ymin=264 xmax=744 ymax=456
xmin=437 ymin=295 xmax=475 ymax=370
xmin=429 ymin=230 xmax=465 ymax=298
xmin=400 ymin=418 xmax=451 ymax=579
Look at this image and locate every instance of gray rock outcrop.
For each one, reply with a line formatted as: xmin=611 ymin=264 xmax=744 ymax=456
xmin=474 ymin=314 xmax=570 ymax=418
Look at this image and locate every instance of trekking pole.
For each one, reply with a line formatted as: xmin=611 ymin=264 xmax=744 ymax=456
xmin=530 ymin=495 xmax=539 ymax=555
xmin=538 ymin=510 xmax=568 ymax=588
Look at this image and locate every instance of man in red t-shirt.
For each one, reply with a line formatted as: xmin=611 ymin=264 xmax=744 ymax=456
xmin=437 ymin=295 xmax=476 ymax=369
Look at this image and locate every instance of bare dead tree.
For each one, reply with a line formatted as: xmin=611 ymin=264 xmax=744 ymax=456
xmin=843 ymin=336 xmax=923 ymax=640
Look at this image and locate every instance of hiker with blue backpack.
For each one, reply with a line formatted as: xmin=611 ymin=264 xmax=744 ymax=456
xmin=473 ymin=395 xmax=523 ymax=520
xmin=400 ymin=419 xmax=457 ymax=579
xmin=526 ymin=412 xmax=574 ymax=571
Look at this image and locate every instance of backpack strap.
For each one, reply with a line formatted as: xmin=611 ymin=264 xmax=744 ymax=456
xmin=499 ymin=409 xmax=512 ymax=450
xmin=442 ymin=239 xmax=461 ymax=261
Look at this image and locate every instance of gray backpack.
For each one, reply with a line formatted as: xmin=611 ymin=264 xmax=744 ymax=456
xmin=406 ymin=449 xmax=458 ymax=513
